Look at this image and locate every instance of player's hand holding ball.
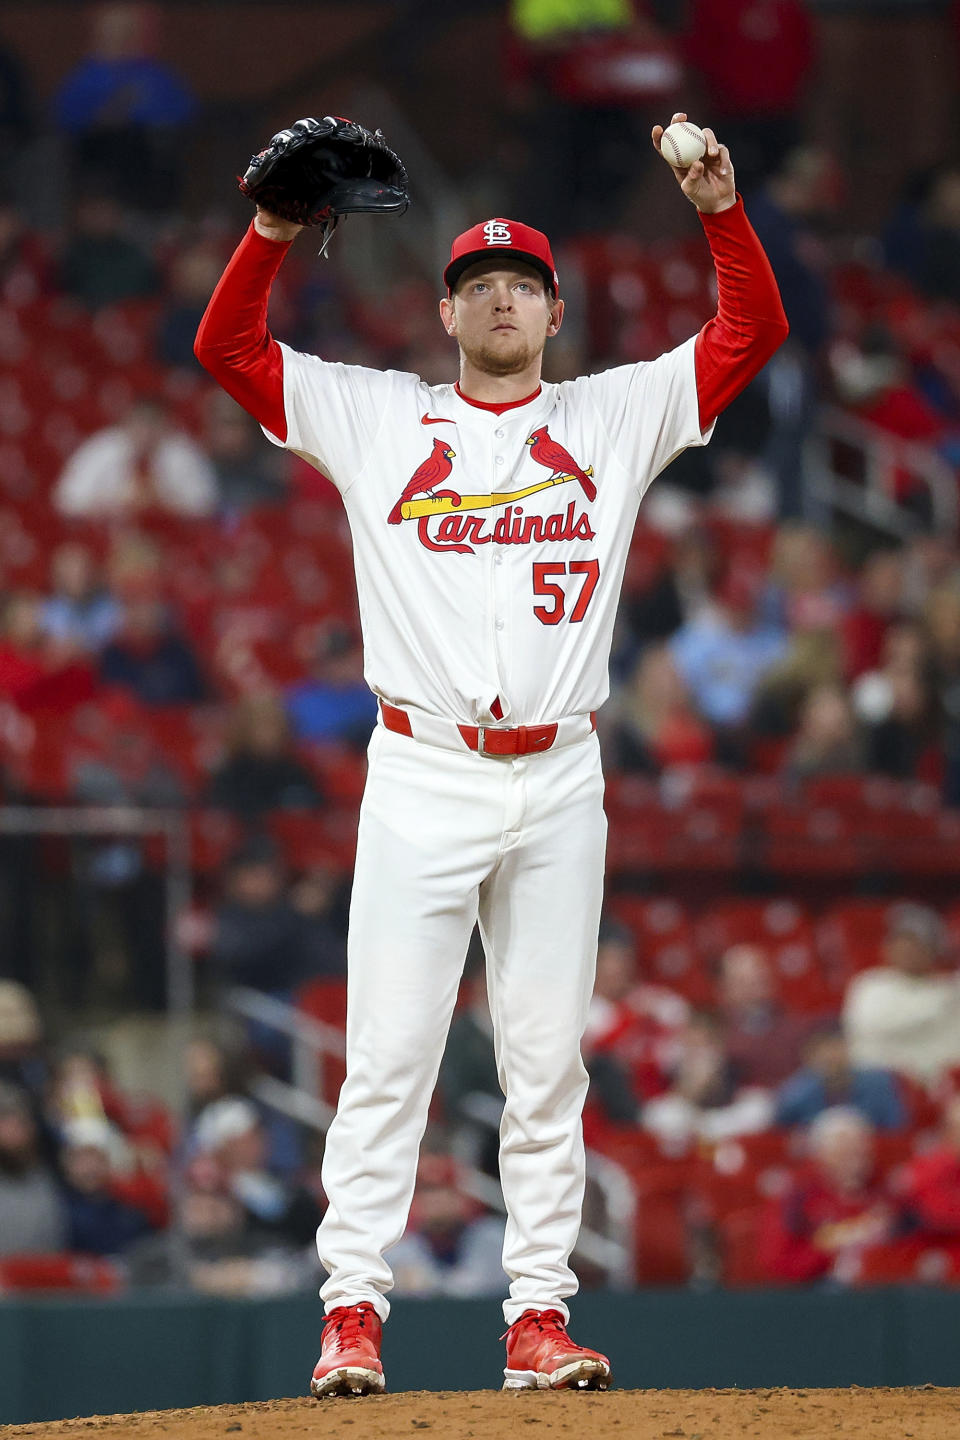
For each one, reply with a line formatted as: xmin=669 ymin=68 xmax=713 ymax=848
xmin=652 ymin=112 xmax=736 ymax=215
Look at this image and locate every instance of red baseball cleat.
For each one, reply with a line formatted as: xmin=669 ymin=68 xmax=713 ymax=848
xmin=310 ymin=1302 xmax=385 ymax=1398
xmin=501 ymin=1308 xmax=612 ymax=1390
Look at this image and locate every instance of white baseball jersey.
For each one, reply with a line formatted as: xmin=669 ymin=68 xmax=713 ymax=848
xmin=195 ymin=203 xmax=787 ymax=1343
xmin=264 ymin=339 xmax=713 ymax=725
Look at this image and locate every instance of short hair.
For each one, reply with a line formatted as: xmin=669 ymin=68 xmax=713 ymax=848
xmin=808 ymin=1105 xmax=872 ymax=1152
xmin=886 ymin=902 xmax=944 ymax=954
xmin=597 ymin=918 xmax=633 ymax=949
xmin=0 ymin=1081 xmax=31 ymax=1118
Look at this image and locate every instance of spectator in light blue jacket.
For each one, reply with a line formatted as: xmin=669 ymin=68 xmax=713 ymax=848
xmin=670 ymin=566 xmax=787 ymax=765
xmin=775 ymin=1025 xmax=907 ymax=1132
xmin=40 ymin=542 xmax=119 ymax=654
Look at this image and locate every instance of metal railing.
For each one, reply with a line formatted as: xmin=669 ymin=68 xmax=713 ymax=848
xmin=224 ymin=983 xmax=637 ymax=1288
xmin=227 ymin=984 xmax=344 ymax=1128
xmin=2 ymin=811 xmax=637 ymax=1288
xmin=809 ymin=406 xmax=959 ymax=539
xmin=340 ymin=84 xmax=468 ymax=289
xmin=0 ymin=804 xmax=196 ymax=1283
xmin=0 ymin=804 xmax=194 ymax=1022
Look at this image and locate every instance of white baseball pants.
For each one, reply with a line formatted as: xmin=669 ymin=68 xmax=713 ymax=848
xmin=315 ymin=720 xmax=606 ymax=1325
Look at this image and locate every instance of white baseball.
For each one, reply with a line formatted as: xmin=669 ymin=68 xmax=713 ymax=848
xmin=660 ymin=121 xmax=706 ymax=169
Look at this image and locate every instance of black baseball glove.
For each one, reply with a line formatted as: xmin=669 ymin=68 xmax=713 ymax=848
xmin=239 ymin=115 xmax=408 ymax=248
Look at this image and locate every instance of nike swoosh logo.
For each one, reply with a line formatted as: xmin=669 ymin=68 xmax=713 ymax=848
xmin=421 ymin=414 xmax=455 ymax=425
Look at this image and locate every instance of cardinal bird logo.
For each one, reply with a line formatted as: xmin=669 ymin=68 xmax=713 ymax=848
xmin=388 ymin=437 xmax=459 ymax=525
xmin=525 ymin=427 xmax=596 ymax=502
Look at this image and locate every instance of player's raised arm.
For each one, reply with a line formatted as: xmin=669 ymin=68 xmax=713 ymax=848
xmin=195 ymin=116 xmax=409 ymax=443
xmin=652 ymin=112 xmax=790 ymax=430
xmin=253 ymin=207 xmax=304 ymax=245
xmin=194 ymin=213 xmax=295 ymax=440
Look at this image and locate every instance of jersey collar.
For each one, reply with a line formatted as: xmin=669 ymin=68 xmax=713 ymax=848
xmin=455 ymin=382 xmax=542 ymax=416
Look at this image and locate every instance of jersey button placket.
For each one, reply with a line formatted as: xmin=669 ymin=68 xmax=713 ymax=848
xmin=483 ymin=427 xmax=507 ymax=705
xmin=491 ymin=436 xmax=509 ymax=665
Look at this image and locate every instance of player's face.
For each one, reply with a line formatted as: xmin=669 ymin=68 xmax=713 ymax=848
xmin=439 ymin=264 xmax=563 ymax=377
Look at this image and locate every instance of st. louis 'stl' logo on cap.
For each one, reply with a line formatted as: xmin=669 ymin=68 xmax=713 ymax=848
xmin=483 ymin=221 xmax=513 ymax=246
xmin=443 ymin=217 xmax=560 ymax=296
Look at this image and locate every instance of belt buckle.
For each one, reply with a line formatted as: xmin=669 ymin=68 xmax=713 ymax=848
xmin=476 ymin=726 xmax=510 ymax=758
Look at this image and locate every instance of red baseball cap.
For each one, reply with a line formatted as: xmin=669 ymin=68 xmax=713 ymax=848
xmin=443 ymin=217 xmax=559 ymax=297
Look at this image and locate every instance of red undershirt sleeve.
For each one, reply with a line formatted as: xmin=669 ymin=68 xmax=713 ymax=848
xmin=694 ymin=197 xmax=789 ymax=432
xmin=194 ymin=221 xmax=292 ymax=442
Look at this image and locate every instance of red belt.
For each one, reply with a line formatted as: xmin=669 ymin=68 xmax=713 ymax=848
xmin=379 ymin=701 xmax=596 ymax=757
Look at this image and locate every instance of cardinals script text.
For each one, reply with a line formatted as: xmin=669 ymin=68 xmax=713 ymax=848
xmin=416 ymin=501 xmax=596 ymax=555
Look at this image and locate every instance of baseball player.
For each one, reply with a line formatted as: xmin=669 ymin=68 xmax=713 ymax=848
xmin=196 ymin=112 xmax=788 ymax=1396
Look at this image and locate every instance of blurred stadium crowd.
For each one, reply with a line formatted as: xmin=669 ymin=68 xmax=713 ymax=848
xmin=3 ymin=0 xmax=960 ymax=1298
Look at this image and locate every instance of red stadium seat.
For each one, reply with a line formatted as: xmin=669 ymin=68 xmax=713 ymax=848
xmin=871 ymin=1131 xmax=916 ymax=1174
xmin=719 ymin=1206 xmax=769 ymax=1286
xmin=816 ymin=900 xmax=904 ymax=988
xmin=188 ymin=810 xmax=242 ymax=874
xmin=855 ymin=1238 xmax=960 ymax=1286
xmin=634 ymin=1186 xmax=691 ymax=1285
xmin=775 ymin=967 xmax=836 ymax=1015
xmin=603 ymin=774 xmax=659 ymax=818
xmin=747 ymin=737 xmax=791 ymax=775
xmin=702 ymin=516 xmax=774 ymax=571
xmin=607 ymin=895 xmax=689 ymax=942
xmin=299 ymin=744 xmax=368 ymax=807
xmin=296 ymin=977 xmax=348 ymax=1108
xmin=5 ymin=727 xmax=72 ymax=801
xmin=601 ymin=1148 xmax=698 ymax=1285
xmin=600 ymin=894 xmax=711 ymax=1001
xmin=589 ymin=1125 xmax=692 ymax=1171
xmin=762 ymin=804 xmax=861 ymax=878
xmin=268 ymin=809 xmax=357 ymax=872
xmin=698 ymin=897 xmax=813 ymax=954
xmin=824 ymin=779 xmax=956 ymax=876
xmin=801 ymin=775 xmax=874 ymax=810
xmin=697 ymin=899 xmax=833 ymax=1014
xmin=297 ymin=976 xmax=348 ymax=1031
xmin=623 ymin=526 xmax=672 ymax=594
xmin=607 ymin=798 xmax=743 ymax=875
xmin=661 ymin=770 xmax=745 ymax=809
xmin=0 ymin=1253 xmax=122 ymax=1294
xmin=894 ymin=1074 xmax=942 ymax=1131
xmin=144 ymin=708 xmax=208 ymax=794
xmin=718 ymin=1130 xmax=796 ymax=1168
xmin=692 ymin=1133 xmax=793 ymax=1223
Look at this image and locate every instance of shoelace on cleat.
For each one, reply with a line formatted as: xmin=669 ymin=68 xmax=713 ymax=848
xmin=323 ymin=1303 xmax=377 ymax=1355
xmin=500 ymin=1308 xmax=572 ymax=1345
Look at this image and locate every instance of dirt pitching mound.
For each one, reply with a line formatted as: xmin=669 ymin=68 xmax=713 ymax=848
xmin=3 ymin=1386 xmax=958 ymax=1439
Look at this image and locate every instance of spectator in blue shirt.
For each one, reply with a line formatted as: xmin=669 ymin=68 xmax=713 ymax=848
xmin=286 ymin=622 xmax=377 ymax=751
xmin=60 ymin=1117 xmax=151 ymax=1256
xmin=669 ymin=567 xmax=787 ymax=763
xmin=100 ymin=590 xmax=205 ymax=706
xmin=40 ymin=542 xmax=119 ymax=654
xmin=775 ymin=1026 xmax=907 ymax=1132
xmin=52 ymin=3 xmax=196 ymax=210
